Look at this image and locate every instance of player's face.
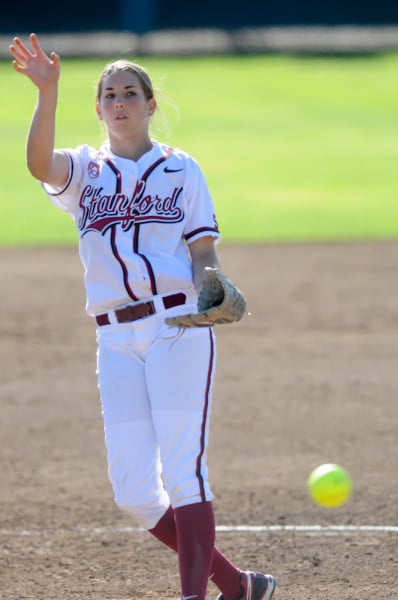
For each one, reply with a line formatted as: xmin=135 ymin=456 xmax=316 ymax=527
xmin=96 ymin=71 xmax=155 ymax=137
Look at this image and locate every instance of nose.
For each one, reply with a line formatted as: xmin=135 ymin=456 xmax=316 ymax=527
xmin=114 ymin=97 xmax=125 ymax=109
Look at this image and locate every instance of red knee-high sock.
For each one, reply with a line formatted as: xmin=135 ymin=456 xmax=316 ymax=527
xmin=149 ymin=503 xmax=241 ymax=600
xmin=148 ymin=505 xmax=178 ymax=550
xmin=174 ymin=501 xmax=215 ymax=599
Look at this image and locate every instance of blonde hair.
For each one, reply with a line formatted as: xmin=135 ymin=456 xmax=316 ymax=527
xmin=96 ymin=60 xmax=155 ymax=104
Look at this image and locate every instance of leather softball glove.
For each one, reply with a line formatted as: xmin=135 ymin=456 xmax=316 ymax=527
xmin=165 ymin=267 xmax=247 ymax=328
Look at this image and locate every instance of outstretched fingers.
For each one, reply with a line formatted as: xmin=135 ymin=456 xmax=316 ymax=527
xmin=9 ymin=37 xmax=31 ymax=70
xmin=9 ymin=33 xmax=60 ymax=86
xmin=11 ymin=33 xmax=58 ymax=62
xmin=29 ymin=32 xmax=59 ymax=62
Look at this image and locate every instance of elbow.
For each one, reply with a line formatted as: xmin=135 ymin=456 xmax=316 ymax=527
xmin=27 ymin=158 xmax=50 ymax=182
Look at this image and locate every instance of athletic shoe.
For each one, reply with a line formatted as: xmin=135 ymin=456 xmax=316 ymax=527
xmin=215 ymin=571 xmax=277 ymax=600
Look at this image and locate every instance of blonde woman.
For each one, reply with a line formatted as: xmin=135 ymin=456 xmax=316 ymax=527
xmin=9 ymin=33 xmax=277 ymax=600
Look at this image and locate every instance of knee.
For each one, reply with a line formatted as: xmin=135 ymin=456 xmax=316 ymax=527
xmin=114 ymin=489 xmax=169 ymax=530
xmin=167 ymin=479 xmax=214 ymax=509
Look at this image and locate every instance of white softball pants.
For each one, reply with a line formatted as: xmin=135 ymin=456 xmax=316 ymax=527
xmin=96 ymin=304 xmax=216 ymax=529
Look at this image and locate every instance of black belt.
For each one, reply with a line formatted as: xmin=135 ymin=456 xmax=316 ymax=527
xmin=95 ymin=292 xmax=186 ymax=327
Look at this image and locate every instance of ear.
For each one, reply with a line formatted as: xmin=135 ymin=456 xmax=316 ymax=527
xmin=96 ymin=103 xmax=102 ymax=120
xmin=148 ymin=98 xmax=157 ymax=116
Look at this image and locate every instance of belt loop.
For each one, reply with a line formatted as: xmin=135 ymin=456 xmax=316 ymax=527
xmin=107 ymin=309 xmax=118 ymax=325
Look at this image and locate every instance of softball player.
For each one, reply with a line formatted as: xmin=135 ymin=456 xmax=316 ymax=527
xmin=9 ymin=33 xmax=277 ymax=600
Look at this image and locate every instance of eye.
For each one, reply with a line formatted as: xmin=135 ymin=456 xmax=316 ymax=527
xmin=104 ymin=92 xmax=115 ymax=99
xmin=127 ymin=90 xmax=137 ymax=97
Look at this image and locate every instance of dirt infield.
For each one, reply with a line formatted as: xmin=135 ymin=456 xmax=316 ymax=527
xmin=1 ymin=242 xmax=397 ymax=599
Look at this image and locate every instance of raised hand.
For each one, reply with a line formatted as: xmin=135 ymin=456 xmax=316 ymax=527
xmin=9 ymin=33 xmax=60 ymax=90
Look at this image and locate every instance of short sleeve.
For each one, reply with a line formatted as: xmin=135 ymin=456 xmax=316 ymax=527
xmin=41 ymin=145 xmax=88 ymax=214
xmin=183 ymin=156 xmax=221 ymax=244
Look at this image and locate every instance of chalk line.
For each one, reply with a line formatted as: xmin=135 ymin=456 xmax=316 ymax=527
xmin=0 ymin=524 xmax=397 ymax=537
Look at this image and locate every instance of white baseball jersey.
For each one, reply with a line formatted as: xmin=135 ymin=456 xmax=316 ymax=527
xmin=43 ymin=141 xmax=221 ymax=315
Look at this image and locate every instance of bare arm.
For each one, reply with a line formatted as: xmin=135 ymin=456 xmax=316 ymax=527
xmin=165 ymin=238 xmax=247 ymax=327
xmin=9 ymin=33 xmax=69 ymax=187
xmin=189 ymin=236 xmax=221 ymax=292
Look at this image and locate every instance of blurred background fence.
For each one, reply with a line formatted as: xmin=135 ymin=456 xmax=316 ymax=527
xmin=1 ymin=1 xmax=398 ymax=56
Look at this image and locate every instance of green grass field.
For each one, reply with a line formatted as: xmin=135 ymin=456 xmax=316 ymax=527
xmin=1 ymin=52 xmax=398 ymax=245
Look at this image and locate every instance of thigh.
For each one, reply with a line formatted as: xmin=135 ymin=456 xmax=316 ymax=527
xmin=97 ymin=331 xmax=150 ymax=425
xmin=96 ymin=330 xmax=161 ymax=496
xmin=146 ymin=327 xmax=217 ymax=413
xmin=146 ymin=327 xmax=217 ymax=504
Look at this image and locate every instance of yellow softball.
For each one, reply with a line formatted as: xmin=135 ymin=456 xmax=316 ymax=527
xmin=307 ymin=463 xmax=353 ymax=508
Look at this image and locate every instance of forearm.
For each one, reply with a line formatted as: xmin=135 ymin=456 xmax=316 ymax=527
xmin=26 ymin=87 xmax=58 ymax=181
xmin=191 ymin=245 xmax=221 ymax=292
